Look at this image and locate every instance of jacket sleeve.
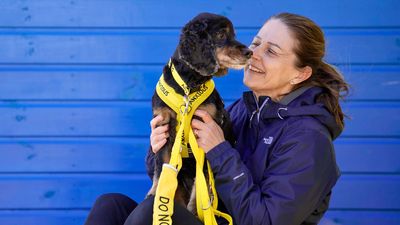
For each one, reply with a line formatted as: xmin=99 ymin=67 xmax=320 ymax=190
xmin=206 ymin=129 xmax=338 ymax=225
xmin=145 ymin=146 xmax=155 ymax=180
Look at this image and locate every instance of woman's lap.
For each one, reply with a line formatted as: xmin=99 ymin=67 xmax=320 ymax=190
xmin=84 ymin=193 xmax=202 ymax=225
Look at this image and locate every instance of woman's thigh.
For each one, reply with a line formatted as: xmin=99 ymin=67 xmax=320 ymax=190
xmin=124 ymin=196 xmax=203 ymax=225
xmin=84 ymin=193 xmax=138 ymax=225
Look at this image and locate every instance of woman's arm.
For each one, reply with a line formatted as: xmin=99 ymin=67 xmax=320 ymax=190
xmin=206 ymin=128 xmax=338 ymax=225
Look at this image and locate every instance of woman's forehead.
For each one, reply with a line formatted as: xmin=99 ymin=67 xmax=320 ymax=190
xmin=256 ymin=19 xmax=296 ymax=51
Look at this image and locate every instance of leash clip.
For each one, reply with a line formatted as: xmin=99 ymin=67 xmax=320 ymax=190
xmin=180 ymin=95 xmax=191 ymax=114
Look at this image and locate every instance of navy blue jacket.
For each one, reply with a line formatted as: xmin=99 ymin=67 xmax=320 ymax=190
xmin=146 ymin=86 xmax=341 ymax=225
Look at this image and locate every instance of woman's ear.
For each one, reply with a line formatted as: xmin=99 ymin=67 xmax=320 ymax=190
xmin=177 ymin=20 xmax=219 ymax=76
xmin=291 ymin=66 xmax=312 ymax=84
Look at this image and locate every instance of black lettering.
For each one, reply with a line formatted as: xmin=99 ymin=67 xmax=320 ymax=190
xmin=159 ymin=214 xmax=169 ymax=222
xmin=158 ymin=82 xmax=169 ymax=96
xmin=160 ymin=196 xmax=170 ymax=204
xmin=159 ymin=204 xmax=168 ymax=212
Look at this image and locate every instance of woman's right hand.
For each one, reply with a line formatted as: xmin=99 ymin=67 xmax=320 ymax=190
xmin=150 ymin=115 xmax=169 ymax=154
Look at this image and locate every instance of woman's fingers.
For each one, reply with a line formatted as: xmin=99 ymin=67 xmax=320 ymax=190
xmin=191 ymin=110 xmax=225 ymax=153
xmin=150 ymin=125 xmax=169 ymax=153
xmin=194 ymin=109 xmax=214 ymax=124
xmin=150 ymin=115 xmax=164 ymax=130
xmin=150 ymin=115 xmax=170 ymax=153
xmin=152 ymin=138 xmax=167 ymax=154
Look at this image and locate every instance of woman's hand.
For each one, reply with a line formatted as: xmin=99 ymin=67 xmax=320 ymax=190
xmin=150 ymin=115 xmax=169 ymax=154
xmin=191 ymin=110 xmax=225 ymax=153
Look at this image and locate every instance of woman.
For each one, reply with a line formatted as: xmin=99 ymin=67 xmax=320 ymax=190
xmin=85 ymin=12 xmax=349 ymax=225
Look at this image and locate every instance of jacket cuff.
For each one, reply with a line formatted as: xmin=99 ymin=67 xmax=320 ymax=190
xmin=206 ymin=141 xmax=232 ymax=163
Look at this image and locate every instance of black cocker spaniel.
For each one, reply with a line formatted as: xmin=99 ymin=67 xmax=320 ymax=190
xmin=148 ymin=12 xmax=252 ymax=215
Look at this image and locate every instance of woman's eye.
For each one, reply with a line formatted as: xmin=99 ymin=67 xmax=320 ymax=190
xmin=249 ymin=42 xmax=259 ymax=48
xmin=266 ymin=48 xmax=276 ymax=55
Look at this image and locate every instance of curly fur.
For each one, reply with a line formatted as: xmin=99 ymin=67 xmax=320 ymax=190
xmin=148 ymin=12 xmax=252 ymax=214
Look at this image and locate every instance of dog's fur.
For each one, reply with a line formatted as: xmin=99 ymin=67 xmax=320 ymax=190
xmin=148 ymin=13 xmax=252 ymax=214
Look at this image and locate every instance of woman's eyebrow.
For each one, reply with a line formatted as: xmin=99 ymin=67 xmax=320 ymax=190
xmin=267 ymin=42 xmax=282 ymax=50
xmin=254 ymin=36 xmax=282 ymax=50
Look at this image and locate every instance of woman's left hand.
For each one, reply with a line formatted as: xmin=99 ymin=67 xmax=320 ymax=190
xmin=191 ymin=109 xmax=225 ymax=153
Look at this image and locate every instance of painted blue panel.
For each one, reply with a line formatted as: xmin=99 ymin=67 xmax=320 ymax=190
xmin=0 ymin=65 xmax=156 ymax=101
xmin=334 ymin=138 xmax=400 ymax=173
xmin=0 ymin=210 xmax=87 ymax=225
xmin=1 ymin=137 xmax=399 ymax=174
xmin=322 ymin=211 xmax=400 ymax=225
xmin=0 ymin=174 xmax=151 ymax=208
xmin=0 ymin=28 xmax=398 ymax=64
xmin=0 ymin=174 xmax=398 ymax=209
xmin=0 ymin=102 xmax=152 ymax=136
xmin=0 ymin=0 xmax=399 ymax=27
xmin=0 ymin=101 xmax=399 ymax=136
xmin=0 ymin=137 xmax=148 ymax=172
xmin=1 ymin=210 xmax=399 ymax=225
xmin=330 ymin=175 xmax=400 ymax=209
xmin=341 ymin=102 xmax=400 ymax=137
xmin=0 ymin=65 xmax=399 ymax=101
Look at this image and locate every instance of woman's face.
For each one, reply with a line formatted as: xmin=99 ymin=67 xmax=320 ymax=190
xmin=243 ymin=19 xmax=303 ymax=100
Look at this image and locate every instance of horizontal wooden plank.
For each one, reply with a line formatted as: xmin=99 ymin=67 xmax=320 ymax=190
xmin=0 ymin=174 xmax=398 ymax=209
xmin=0 ymin=210 xmax=88 ymax=225
xmin=340 ymin=101 xmax=400 ymax=137
xmin=0 ymin=174 xmax=151 ymax=209
xmin=0 ymin=101 xmax=153 ymax=136
xmin=0 ymin=28 xmax=398 ymax=64
xmin=0 ymin=138 xmax=148 ymax=173
xmin=330 ymin=175 xmax=400 ymax=209
xmin=0 ymin=210 xmax=399 ymax=225
xmin=0 ymin=101 xmax=399 ymax=137
xmin=0 ymin=65 xmax=398 ymax=101
xmin=1 ymin=0 xmax=399 ymax=27
xmin=335 ymin=138 xmax=400 ymax=173
xmin=321 ymin=210 xmax=400 ymax=225
xmin=0 ymin=137 xmax=399 ymax=174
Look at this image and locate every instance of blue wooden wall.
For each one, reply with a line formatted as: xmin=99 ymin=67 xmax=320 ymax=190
xmin=0 ymin=1 xmax=399 ymax=224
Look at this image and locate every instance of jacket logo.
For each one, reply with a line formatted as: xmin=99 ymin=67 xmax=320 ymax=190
xmin=263 ymin=137 xmax=273 ymax=145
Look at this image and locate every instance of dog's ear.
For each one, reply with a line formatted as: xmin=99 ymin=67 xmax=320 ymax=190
xmin=178 ymin=19 xmax=219 ymax=76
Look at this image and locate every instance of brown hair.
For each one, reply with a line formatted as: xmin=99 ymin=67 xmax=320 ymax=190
xmin=270 ymin=12 xmax=349 ymax=129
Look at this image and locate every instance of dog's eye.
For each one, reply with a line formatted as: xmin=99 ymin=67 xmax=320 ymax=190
xmin=216 ymin=32 xmax=226 ymax=40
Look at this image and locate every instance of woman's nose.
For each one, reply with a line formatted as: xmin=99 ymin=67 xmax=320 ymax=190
xmin=250 ymin=45 xmax=261 ymax=60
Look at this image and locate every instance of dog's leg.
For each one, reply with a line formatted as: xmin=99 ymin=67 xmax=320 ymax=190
xmin=146 ymin=176 xmax=159 ymax=198
xmin=147 ymin=106 xmax=177 ymax=197
xmin=187 ymin=179 xmax=197 ymax=215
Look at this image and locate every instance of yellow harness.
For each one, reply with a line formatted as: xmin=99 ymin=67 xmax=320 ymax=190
xmin=152 ymin=60 xmax=233 ymax=225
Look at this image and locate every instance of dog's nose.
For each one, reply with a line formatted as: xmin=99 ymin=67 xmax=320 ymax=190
xmin=242 ymin=48 xmax=253 ymax=58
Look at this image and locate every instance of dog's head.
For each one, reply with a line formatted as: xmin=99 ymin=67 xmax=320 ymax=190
xmin=177 ymin=13 xmax=252 ymax=77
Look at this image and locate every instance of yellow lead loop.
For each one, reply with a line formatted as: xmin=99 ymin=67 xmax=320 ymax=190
xmin=153 ymin=59 xmax=233 ymax=225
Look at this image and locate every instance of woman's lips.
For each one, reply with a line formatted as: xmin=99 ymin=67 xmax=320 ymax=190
xmin=248 ymin=64 xmax=264 ymax=73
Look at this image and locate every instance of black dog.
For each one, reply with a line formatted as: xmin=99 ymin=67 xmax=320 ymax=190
xmin=148 ymin=13 xmax=252 ymax=213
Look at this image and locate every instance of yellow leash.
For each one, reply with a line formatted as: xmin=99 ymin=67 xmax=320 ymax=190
xmin=152 ymin=60 xmax=233 ymax=225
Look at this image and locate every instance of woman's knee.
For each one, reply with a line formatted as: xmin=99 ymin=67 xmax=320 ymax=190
xmin=95 ymin=193 xmax=133 ymax=205
xmin=92 ymin=193 xmax=138 ymax=214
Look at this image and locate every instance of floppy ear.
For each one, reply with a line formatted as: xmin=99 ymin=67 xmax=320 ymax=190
xmin=178 ymin=19 xmax=219 ymax=76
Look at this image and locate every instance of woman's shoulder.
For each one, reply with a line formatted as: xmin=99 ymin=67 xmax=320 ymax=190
xmin=284 ymin=115 xmax=332 ymax=140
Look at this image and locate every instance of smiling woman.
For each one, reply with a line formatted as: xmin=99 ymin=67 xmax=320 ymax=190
xmin=149 ymin=12 xmax=350 ymax=225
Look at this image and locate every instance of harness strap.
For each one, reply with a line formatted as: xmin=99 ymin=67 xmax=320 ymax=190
xmin=152 ymin=60 xmax=233 ymax=225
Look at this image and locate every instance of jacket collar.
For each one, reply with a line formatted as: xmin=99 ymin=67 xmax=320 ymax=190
xmin=243 ymin=86 xmax=313 ymax=116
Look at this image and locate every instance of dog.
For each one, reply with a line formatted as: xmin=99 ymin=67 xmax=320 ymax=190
xmin=148 ymin=12 xmax=252 ymax=214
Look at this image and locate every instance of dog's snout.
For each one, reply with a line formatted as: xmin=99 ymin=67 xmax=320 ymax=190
xmin=242 ymin=48 xmax=253 ymax=58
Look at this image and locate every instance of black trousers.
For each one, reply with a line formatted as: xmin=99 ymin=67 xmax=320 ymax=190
xmin=84 ymin=193 xmax=203 ymax=225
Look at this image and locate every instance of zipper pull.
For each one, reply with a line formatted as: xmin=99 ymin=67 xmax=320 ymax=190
xmin=249 ymin=109 xmax=259 ymax=128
